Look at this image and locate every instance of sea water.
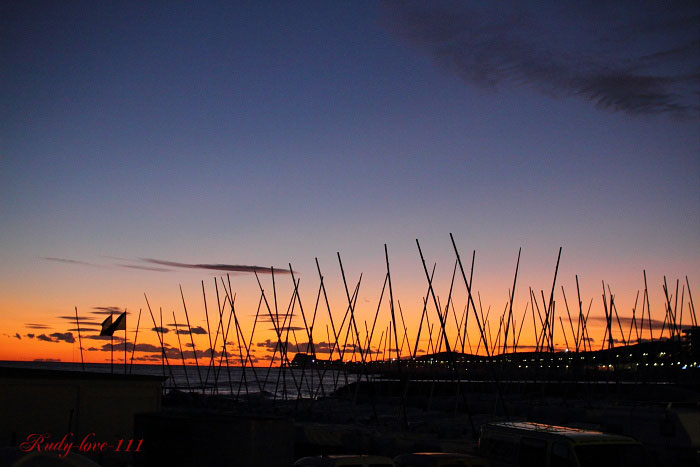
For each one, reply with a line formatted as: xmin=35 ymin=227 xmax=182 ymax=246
xmin=0 ymin=360 xmax=371 ymax=400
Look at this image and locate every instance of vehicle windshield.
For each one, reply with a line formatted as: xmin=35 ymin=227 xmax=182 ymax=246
xmin=575 ymin=443 xmax=649 ymax=467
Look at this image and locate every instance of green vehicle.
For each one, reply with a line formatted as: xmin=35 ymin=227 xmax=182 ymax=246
xmin=479 ymin=422 xmax=654 ymax=467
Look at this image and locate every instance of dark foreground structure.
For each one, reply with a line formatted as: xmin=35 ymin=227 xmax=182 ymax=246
xmin=0 ymin=355 xmax=698 ymax=466
xmin=0 ymin=366 xmax=163 ymax=466
xmin=2 ymin=241 xmax=698 ymax=465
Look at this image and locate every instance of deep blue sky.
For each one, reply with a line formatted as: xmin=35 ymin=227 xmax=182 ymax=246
xmin=1 ymin=1 xmax=698 ymax=357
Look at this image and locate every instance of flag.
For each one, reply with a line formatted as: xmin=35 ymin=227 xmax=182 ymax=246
xmin=100 ymin=312 xmax=126 ymax=336
xmin=100 ymin=315 xmax=112 ymax=336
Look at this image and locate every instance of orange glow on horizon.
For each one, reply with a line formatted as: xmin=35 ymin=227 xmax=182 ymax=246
xmin=1 ymin=261 xmax=694 ymax=366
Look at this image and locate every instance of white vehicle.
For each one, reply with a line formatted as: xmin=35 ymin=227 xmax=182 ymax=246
xmin=479 ymin=422 xmax=653 ymax=467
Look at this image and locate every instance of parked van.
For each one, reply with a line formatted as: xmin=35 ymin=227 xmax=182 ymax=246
xmin=479 ymin=422 xmax=653 ymax=467
xmin=293 ymin=454 xmax=395 ymax=467
xmin=394 ymin=452 xmax=490 ymax=466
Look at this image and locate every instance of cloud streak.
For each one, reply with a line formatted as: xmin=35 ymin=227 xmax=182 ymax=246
xmin=42 ymin=257 xmax=105 ymax=268
xmin=141 ymin=258 xmax=294 ymax=275
xmin=121 ymin=264 xmax=173 ymax=272
xmin=586 ymin=316 xmax=666 ymax=330
xmin=382 ymin=1 xmax=700 ymax=118
xmin=91 ymin=307 xmax=124 ymax=315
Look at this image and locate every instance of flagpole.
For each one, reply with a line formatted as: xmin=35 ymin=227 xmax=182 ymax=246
xmin=110 ymin=310 xmax=114 ymax=374
xmin=160 ymin=308 xmax=165 ymax=379
xmin=74 ymin=306 xmax=85 ymax=371
xmin=124 ymin=309 xmax=127 ymax=375
xmin=129 ymin=309 xmax=142 ymax=374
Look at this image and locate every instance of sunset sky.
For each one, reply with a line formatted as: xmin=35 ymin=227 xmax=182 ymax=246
xmin=1 ymin=1 xmax=698 ymax=364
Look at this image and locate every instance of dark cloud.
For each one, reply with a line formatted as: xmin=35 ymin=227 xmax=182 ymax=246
xmin=133 ymin=343 xmax=165 ymax=353
xmin=180 ymin=349 xmax=218 ymax=360
xmin=50 ymin=332 xmax=75 ymax=343
xmin=25 ymin=324 xmax=51 ymax=330
xmin=94 ymin=342 xmax=172 ymax=353
xmin=14 ymin=333 xmax=21 ymax=340
xmin=295 ymin=341 xmax=334 ymax=353
xmin=175 ymin=326 xmax=207 ymax=335
xmin=83 ymin=334 xmax=125 ymax=341
xmin=152 ymin=327 xmax=169 ymax=334
xmin=26 ymin=333 xmax=35 ymax=338
xmin=66 ymin=328 xmax=101 ymax=333
xmin=340 ymin=343 xmax=380 ymax=355
xmin=141 ymin=258 xmax=294 ymax=275
xmin=270 ymin=326 xmax=305 ymax=332
xmin=125 ymin=346 xmax=219 ymax=360
xmin=256 ymin=339 xmax=280 ymax=351
xmin=382 ymin=1 xmax=700 ymax=118
xmin=252 ymin=338 xmax=374 ymax=355
xmin=34 ymin=333 xmax=75 ymax=343
xmin=34 ymin=358 xmax=60 ymax=362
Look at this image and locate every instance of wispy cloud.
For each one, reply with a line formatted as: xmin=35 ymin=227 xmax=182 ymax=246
xmin=141 ymin=258 xmax=293 ymax=275
xmin=58 ymin=316 xmax=99 ymax=323
xmin=41 ymin=254 xmax=291 ymax=275
xmin=42 ymin=257 xmax=100 ymax=267
xmin=91 ymin=307 xmax=124 ymax=315
xmin=25 ymin=323 xmax=51 ymax=330
xmin=382 ymin=1 xmax=700 ymax=118
xmin=270 ymin=326 xmax=306 ymax=333
xmin=121 ymin=264 xmax=173 ymax=272
xmin=257 ymin=314 xmax=298 ymax=324
xmin=101 ymin=254 xmax=173 ymax=272
xmin=586 ymin=316 xmax=665 ymax=329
